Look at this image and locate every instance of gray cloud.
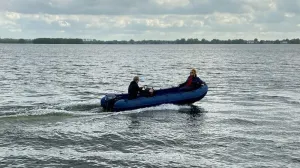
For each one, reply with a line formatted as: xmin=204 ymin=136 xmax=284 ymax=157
xmin=276 ymin=0 xmax=300 ymax=13
xmin=1 ymin=0 xmax=300 ymax=40
xmin=2 ymin=0 xmax=273 ymax=15
xmin=253 ymin=11 xmax=286 ymax=23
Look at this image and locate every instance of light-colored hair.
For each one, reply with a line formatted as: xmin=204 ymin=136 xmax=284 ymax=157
xmin=191 ymin=68 xmax=197 ymax=74
xmin=133 ymin=76 xmax=139 ymax=82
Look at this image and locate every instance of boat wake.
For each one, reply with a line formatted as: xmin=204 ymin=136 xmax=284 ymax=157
xmin=0 ymin=100 xmax=204 ymax=121
xmin=0 ymin=101 xmax=101 ymax=120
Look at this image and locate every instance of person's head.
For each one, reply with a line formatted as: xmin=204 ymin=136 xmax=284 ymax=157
xmin=190 ymin=68 xmax=197 ymax=77
xmin=133 ymin=76 xmax=139 ymax=83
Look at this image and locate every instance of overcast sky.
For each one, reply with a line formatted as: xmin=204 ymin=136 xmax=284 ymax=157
xmin=0 ymin=0 xmax=300 ymax=40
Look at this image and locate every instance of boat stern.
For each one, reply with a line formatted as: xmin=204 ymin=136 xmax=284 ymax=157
xmin=100 ymin=94 xmax=117 ymax=111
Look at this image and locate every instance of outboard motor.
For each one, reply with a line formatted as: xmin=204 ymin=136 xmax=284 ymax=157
xmin=103 ymin=94 xmax=117 ymax=111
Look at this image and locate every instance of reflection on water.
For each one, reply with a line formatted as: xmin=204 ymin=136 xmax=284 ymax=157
xmin=179 ymin=105 xmax=206 ymax=116
xmin=179 ymin=105 xmax=207 ymax=129
xmin=128 ymin=113 xmax=141 ymax=129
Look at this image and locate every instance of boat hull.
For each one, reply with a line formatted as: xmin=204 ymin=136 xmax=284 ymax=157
xmin=101 ymin=85 xmax=208 ymax=112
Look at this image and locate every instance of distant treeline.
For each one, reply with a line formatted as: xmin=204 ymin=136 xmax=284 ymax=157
xmin=84 ymin=38 xmax=300 ymax=44
xmin=32 ymin=38 xmax=83 ymax=44
xmin=0 ymin=38 xmax=29 ymax=43
xmin=0 ymin=38 xmax=300 ymax=44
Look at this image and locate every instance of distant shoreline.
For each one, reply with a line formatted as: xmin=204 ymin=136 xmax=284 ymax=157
xmin=0 ymin=38 xmax=299 ymax=44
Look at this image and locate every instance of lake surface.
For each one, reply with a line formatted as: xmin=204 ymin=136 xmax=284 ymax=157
xmin=0 ymin=44 xmax=300 ymax=167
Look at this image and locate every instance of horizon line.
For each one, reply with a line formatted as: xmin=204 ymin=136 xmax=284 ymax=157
xmin=0 ymin=37 xmax=299 ymax=41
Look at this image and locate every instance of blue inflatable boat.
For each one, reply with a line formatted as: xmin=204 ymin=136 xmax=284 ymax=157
xmin=101 ymin=84 xmax=208 ymax=112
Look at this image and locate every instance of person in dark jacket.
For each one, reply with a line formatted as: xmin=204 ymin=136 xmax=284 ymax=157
xmin=178 ymin=68 xmax=205 ymax=91
xmin=128 ymin=76 xmax=143 ymax=100
xmin=128 ymin=76 xmax=154 ymax=100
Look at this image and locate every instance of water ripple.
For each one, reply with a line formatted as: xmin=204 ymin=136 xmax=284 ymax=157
xmin=1 ymin=44 xmax=300 ymax=167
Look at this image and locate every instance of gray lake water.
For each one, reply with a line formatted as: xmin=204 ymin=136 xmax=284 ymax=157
xmin=0 ymin=44 xmax=300 ymax=168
